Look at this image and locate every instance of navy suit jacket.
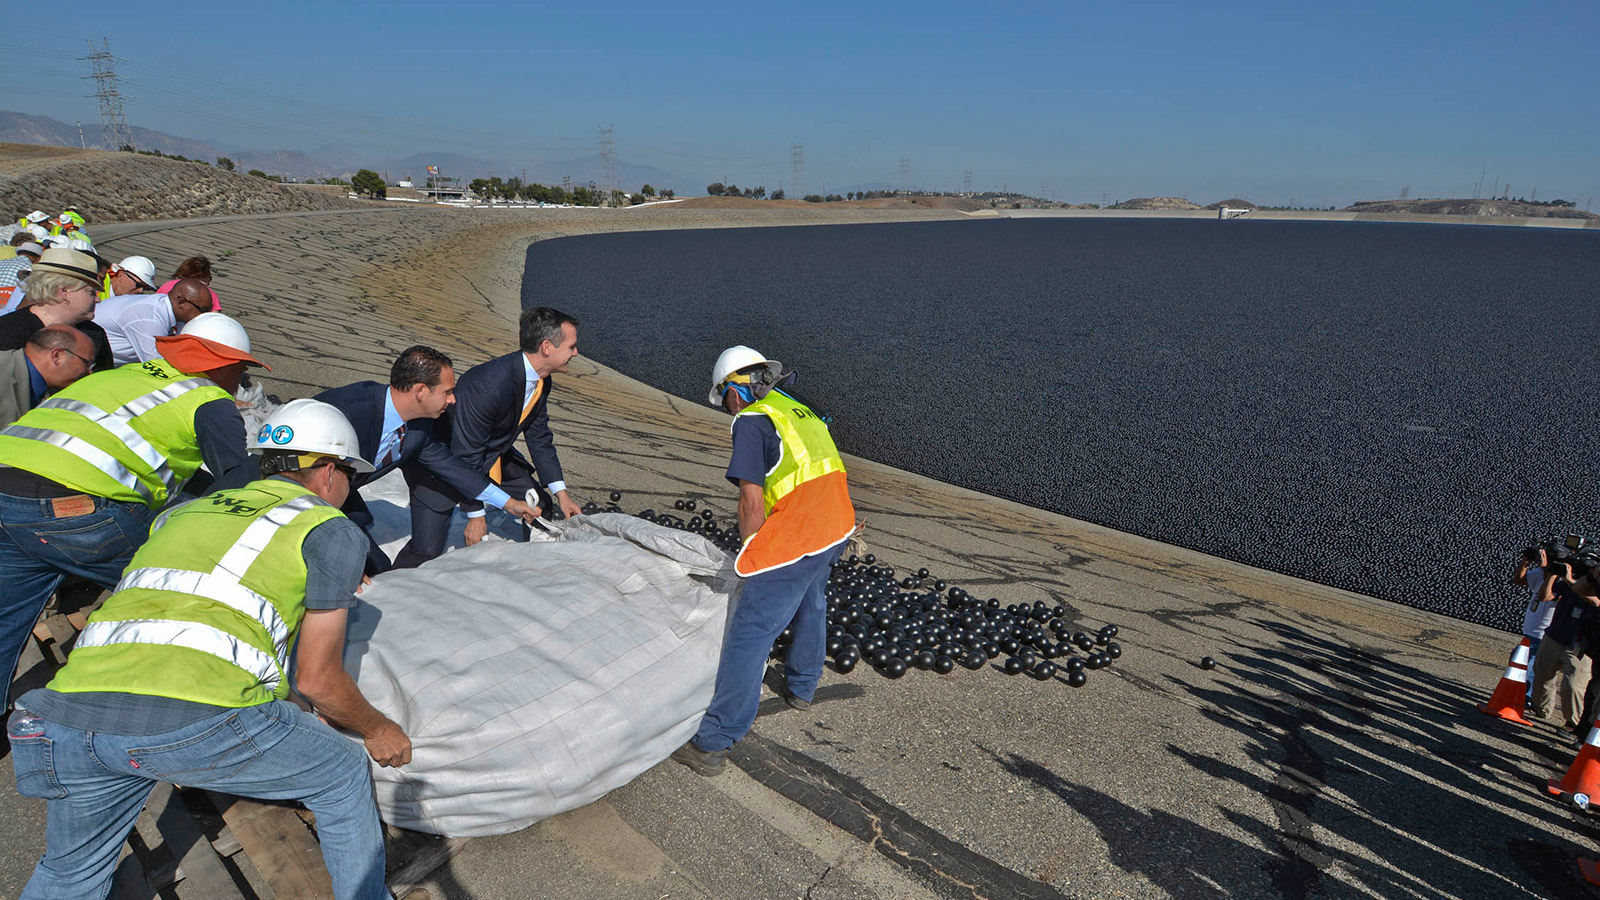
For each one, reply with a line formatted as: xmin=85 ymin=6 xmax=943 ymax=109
xmin=436 ymin=351 xmax=563 ymax=512
xmin=313 ymin=381 xmax=490 ymax=522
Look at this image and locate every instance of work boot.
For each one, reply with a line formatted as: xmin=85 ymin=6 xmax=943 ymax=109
xmin=670 ymin=740 xmax=728 ymax=777
xmin=782 ymin=689 xmax=812 ymax=712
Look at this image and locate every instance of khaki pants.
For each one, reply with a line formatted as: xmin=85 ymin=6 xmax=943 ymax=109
xmin=1530 ymin=637 xmax=1592 ymax=728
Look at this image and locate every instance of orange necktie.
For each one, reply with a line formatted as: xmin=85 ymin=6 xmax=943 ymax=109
xmin=488 ymin=377 xmax=544 ymax=484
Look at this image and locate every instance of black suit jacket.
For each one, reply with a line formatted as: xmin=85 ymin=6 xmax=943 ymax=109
xmin=439 ymin=351 xmax=564 ymax=513
xmin=313 ymin=380 xmax=490 ymax=522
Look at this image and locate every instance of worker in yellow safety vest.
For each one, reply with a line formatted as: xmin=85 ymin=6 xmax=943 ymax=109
xmin=6 ymin=398 xmax=407 ymax=900
xmin=672 ymin=345 xmax=857 ymax=776
xmin=0 ymin=311 xmax=266 ymax=710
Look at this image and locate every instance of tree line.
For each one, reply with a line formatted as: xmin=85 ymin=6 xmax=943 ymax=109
xmin=467 ymin=177 xmax=674 ymax=206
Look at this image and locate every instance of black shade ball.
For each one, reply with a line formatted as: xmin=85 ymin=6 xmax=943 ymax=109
xmin=1003 ymin=657 xmax=1025 ymax=675
xmin=1066 ymin=670 xmax=1088 ymax=687
xmin=1106 ymin=642 xmax=1122 ymax=659
xmin=1200 ymin=656 xmax=1217 ymax=670
xmin=834 ymin=655 xmax=858 ymax=674
xmin=884 ymin=657 xmax=908 ymax=678
xmin=933 ymin=655 xmax=955 ymax=674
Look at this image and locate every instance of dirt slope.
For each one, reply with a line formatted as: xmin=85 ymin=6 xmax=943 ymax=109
xmin=0 ymin=142 xmax=375 ymax=225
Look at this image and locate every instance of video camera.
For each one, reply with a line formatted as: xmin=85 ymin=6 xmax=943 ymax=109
xmin=1526 ymin=533 xmax=1587 ymax=561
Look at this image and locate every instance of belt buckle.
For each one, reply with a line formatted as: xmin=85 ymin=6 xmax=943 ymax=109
xmin=49 ymin=495 xmax=95 ymax=518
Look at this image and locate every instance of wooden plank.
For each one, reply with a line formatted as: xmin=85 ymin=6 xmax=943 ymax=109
xmin=385 ymin=836 xmax=468 ymax=900
xmin=40 ymin=614 xmax=75 ymax=665
xmin=152 ymin=786 xmax=247 ymax=899
xmin=208 ymin=793 xmax=333 ymax=900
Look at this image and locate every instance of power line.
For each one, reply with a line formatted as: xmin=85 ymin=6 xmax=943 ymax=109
xmin=80 ymin=37 xmax=132 ymax=151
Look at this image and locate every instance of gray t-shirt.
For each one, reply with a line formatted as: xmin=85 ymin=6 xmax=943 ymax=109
xmin=19 ymin=489 xmax=367 ymax=735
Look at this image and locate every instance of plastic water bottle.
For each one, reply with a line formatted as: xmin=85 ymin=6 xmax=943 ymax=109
xmin=6 ymin=711 xmax=46 ymax=740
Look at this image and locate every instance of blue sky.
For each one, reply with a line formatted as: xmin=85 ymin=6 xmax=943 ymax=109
xmin=3 ymin=0 xmax=1596 ymax=205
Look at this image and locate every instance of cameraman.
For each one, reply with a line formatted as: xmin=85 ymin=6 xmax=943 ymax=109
xmin=1515 ymin=544 xmax=1555 ymax=666
xmin=1529 ymin=553 xmax=1600 ymax=733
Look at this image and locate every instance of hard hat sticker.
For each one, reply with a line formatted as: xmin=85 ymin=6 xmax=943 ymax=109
xmin=257 ymin=424 xmax=272 ymax=443
xmin=271 ymin=425 xmax=294 ymax=444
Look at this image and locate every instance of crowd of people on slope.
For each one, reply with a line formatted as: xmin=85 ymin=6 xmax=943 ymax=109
xmin=0 ymin=205 xmax=857 ymax=900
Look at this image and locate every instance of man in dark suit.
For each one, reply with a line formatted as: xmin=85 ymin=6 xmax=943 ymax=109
xmin=392 ymin=307 xmax=584 ymax=570
xmin=314 ymin=345 xmax=539 ymax=575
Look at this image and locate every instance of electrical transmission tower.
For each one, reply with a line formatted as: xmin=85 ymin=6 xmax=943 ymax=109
xmin=82 ymin=38 xmax=133 ymax=151
xmin=899 ymin=157 xmax=910 ymax=194
xmin=791 ymin=144 xmax=804 ymax=199
xmin=963 ymin=170 xmax=972 ymax=194
xmin=1399 ymin=185 xmax=1409 ymax=200
xmin=597 ymin=126 xmax=617 ymax=201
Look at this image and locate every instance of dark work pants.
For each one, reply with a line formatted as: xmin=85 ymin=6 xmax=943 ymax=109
xmin=391 ymin=454 xmax=550 ymax=570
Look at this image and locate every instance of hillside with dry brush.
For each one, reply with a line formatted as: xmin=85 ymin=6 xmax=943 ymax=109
xmin=0 ymin=143 xmax=376 ymax=224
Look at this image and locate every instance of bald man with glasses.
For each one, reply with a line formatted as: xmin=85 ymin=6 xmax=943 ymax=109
xmin=96 ymin=278 xmax=215 ymax=366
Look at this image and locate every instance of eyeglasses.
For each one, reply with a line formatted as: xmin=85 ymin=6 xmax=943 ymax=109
xmin=56 ymin=347 xmax=94 ymax=369
xmin=334 ymin=463 xmax=358 ymax=479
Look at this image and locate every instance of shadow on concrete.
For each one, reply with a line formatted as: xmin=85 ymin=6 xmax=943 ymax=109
xmin=991 ymin=619 xmax=1600 ymax=900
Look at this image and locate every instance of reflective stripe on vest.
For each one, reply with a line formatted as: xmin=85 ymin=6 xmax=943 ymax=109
xmin=0 ymin=373 xmax=215 ymax=505
xmin=74 ymin=619 xmax=283 ymax=689
xmin=1 ymin=425 xmax=154 ymax=502
xmin=73 ymin=494 xmax=327 ymax=692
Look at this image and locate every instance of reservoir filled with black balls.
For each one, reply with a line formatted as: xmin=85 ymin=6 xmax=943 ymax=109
xmin=521 ymin=218 xmax=1600 ymax=632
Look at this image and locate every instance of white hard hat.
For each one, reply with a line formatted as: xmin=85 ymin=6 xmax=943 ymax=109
xmin=249 ymin=398 xmax=374 ymax=473
xmin=24 ymin=224 xmax=48 ymax=241
xmin=25 ymin=211 xmax=48 ymax=224
xmin=115 ymin=255 xmax=157 ymax=290
xmin=66 ymin=238 xmax=94 ymax=253
xmin=41 ymin=235 xmax=70 ymax=249
xmin=708 ymin=345 xmax=782 ymax=406
xmin=169 ymin=311 xmax=267 ymax=368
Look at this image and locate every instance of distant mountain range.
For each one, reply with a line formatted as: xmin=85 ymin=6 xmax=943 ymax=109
xmin=0 ymin=110 xmax=679 ymax=190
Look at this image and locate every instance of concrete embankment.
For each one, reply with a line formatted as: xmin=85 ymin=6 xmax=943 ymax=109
xmin=1002 ymin=207 xmax=1600 ymax=229
xmin=1 ymin=205 xmax=1585 ymax=900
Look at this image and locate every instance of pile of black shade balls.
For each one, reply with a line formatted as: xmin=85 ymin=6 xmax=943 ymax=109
xmin=607 ymin=494 xmax=1122 ymax=687
xmin=814 ymin=553 xmax=1120 ymax=686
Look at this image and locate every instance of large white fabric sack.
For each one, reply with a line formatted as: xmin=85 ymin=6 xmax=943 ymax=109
xmin=340 ymin=508 xmax=739 ymax=837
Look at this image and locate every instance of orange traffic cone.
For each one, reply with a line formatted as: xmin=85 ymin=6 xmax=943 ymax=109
xmin=1579 ymin=857 xmax=1600 ymax=886
xmin=1478 ymin=637 xmax=1533 ymax=725
xmin=1547 ymin=721 xmax=1600 ymax=798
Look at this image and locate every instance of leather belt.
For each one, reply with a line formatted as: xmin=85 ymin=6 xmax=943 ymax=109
xmin=0 ymin=466 xmax=98 ymax=517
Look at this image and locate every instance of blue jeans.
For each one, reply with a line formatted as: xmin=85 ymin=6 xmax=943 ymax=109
xmin=1526 ymin=636 xmax=1543 ymax=700
xmin=8 ymin=700 xmax=388 ymax=900
xmin=694 ymin=544 xmax=843 ymax=753
xmin=0 ymin=491 xmax=154 ymax=699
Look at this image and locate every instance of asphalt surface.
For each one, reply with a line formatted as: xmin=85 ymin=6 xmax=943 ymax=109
xmin=1 ymin=205 xmax=1593 ymax=900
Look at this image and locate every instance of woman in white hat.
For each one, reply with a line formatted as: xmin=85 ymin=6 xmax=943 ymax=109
xmin=0 ymin=248 xmax=113 ymax=369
